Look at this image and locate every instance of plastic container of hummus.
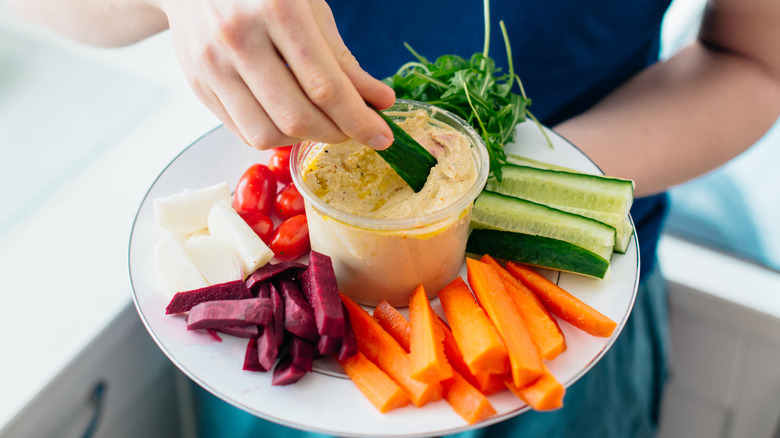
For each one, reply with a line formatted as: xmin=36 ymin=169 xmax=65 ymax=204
xmin=291 ymin=100 xmax=489 ymax=307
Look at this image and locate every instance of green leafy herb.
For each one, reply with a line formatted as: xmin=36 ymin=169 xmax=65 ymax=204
xmin=383 ymin=6 xmax=550 ymax=181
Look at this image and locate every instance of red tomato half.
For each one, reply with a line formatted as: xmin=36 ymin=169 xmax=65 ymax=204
xmin=268 ymin=146 xmax=293 ymax=185
xmin=274 ymin=184 xmax=305 ymax=219
xmin=233 ymin=164 xmax=276 ymax=215
xmin=237 ymin=210 xmax=275 ymax=244
xmin=270 ymin=214 xmax=310 ymax=261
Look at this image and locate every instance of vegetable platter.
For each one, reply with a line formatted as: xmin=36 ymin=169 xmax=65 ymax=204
xmin=128 ymin=121 xmax=639 ymax=437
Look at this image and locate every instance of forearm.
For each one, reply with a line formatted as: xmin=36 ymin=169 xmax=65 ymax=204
xmin=6 ymin=0 xmax=169 ymax=46
xmin=6 ymin=0 xmax=395 ymax=150
xmin=554 ymin=1 xmax=780 ymax=197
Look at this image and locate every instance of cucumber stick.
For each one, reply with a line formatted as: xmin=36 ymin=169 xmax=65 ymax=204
xmin=507 ymin=154 xmax=579 ymax=172
xmin=373 ymin=108 xmax=437 ymax=193
xmin=467 ymin=229 xmax=610 ymax=279
xmin=469 ymin=190 xmax=616 ymax=278
xmin=486 ymin=163 xmax=635 ymax=253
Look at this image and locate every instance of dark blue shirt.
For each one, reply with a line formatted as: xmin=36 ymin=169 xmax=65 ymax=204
xmin=330 ymin=0 xmax=672 ymax=280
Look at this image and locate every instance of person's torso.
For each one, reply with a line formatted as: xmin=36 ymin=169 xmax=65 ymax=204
xmin=330 ymin=0 xmax=673 ymax=279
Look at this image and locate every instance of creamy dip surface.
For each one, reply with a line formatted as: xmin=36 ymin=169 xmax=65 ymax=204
xmin=301 ymin=110 xmax=477 ymax=219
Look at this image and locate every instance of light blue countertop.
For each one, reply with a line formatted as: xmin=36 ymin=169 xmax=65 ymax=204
xmin=665 ymin=121 xmax=780 ymax=272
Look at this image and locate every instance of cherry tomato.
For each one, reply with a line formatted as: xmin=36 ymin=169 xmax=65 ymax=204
xmin=237 ymin=210 xmax=275 ymax=244
xmin=270 ymin=214 xmax=310 ymax=261
xmin=274 ymin=184 xmax=305 ymax=219
xmin=233 ymin=164 xmax=276 ymax=215
xmin=268 ymin=146 xmax=293 ymax=185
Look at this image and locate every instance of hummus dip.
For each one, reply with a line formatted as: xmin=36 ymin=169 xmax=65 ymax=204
xmin=301 ymin=110 xmax=477 ymax=219
xmin=295 ymin=107 xmax=484 ymax=307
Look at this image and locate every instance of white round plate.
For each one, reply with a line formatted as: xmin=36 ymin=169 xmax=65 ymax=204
xmin=128 ymin=121 xmax=639 ymax=437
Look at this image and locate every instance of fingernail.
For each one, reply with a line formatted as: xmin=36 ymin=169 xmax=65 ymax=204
xmin=367 ymin=134 xmax=392 ymax=150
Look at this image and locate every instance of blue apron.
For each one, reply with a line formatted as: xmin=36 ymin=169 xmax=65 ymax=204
xmin=190 ymin=1 xmax=672 ymax=435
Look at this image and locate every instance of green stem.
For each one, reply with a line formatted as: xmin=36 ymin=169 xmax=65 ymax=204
xmin=500 ymin=21 xmax=528 ymax=101
xmin=404 ymin=42 xmax=429 ymax=64
xmin=526 ymin=109 xmax=554 ymax=149
xmin=411 ymin=71 xmax=449 ymax=89
xmin=463 ymin=80 xmax=488 ymax=138
xmin=395 ymin=61 xmax=429 ymax=77
xmin=501 ymin=21 xmax=514 ymax=79
xmin=480 ymin=0 xmax=490 ymax=71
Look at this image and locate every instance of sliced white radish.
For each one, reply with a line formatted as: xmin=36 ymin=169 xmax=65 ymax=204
xmin=207 ymin=200 xmax=274 ymax=274
xmin=154 ymin=233 xmax=208 ymax=296
xmin=184 ymin=235 xmax=244 ymax=284
xmin=189 ymin=228 xmax=210 ymax=238
xmin=153 ymin=181 xmax=232 ymax=234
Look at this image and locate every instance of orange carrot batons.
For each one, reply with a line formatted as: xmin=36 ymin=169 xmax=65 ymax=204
xmin=409 ymin=284 xmax=453 ymax=384
xmin=340 ymin=293 xmax=443 ymax=407
xmin=337 ymin=350 xmax=411 ymax=413
xmin=442 ymin=372 xmax=497 ymax=424
xmin=481 ymin=255 xmax=567 ymax=361
xmin=370 ymin=298 xmax=497 ymax=423
xmin=505 ymin=262 xmax=617 ymax=337
xmin=466 ymin=258 xmax=543 ymax=388
xmin=437 ymin=277 xmax=509 ymax=375
xmin=373 ymin=299 xmax=411 ymax=352
xmin=435 ymin=316 xmax=507 ymax=396
xmin=505 ymin=364 xmax=565 ymax=411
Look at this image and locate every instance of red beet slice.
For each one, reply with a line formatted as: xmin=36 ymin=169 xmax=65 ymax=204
xmin=300 ymin=251 xmax=345 ymax=339
xmin=271 ymin=355 xmax=307 ymax=386
xmin=257 ymin=284 xmax=286 ymax=370
xmin=243 ymin=336 xmax=266 ymax=372
xmin=216 ymin=325 xmax=259 ymax=339
xmin=186 ymin=298 xmax=272 ymax=331
xmin=276 ymin=278 xmax=317 ymax=342
xmin=316 ymin=334 xmax=342 ymax=357
xmin=270 ymin=283 xmax=286 ymax=349
xmin=256 ymin=327 xmax=278 ymax=371
xmin=287 ymin=335 xmax=315 ymax=373
xmin=245 ymin=261 xmax=307 ymax=295
xmin=255 ymin=280 xmax=271 ymax=299
xmin=271 ymin=336 xmax=313 ymax=386
xmin=165 ymin=280 xmax=251 ymax=314
xmin=336 ymin=302 xmax=358 ymax=361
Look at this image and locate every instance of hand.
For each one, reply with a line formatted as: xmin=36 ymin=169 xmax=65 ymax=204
xmin=158 ymin=0 xmax=395 ymax=150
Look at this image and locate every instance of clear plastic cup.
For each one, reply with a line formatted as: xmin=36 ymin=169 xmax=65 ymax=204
xmin=291 ymin=100 xmax=489 ymax=307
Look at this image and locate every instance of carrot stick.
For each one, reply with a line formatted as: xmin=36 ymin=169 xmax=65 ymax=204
xmin=337 ymin=350 xmax=411 ymax=413
xmin=471 ymin=372 xmax=509 ymax=396
xmin=340 ymin=293 xmax=443 ymax=407
xmin=442 ymin=371 xmax=497 ymax=424
xmin=409 ymin=284 xmax=453 ymax=384
xmin=481 ymin=255 xmax=567 ymax=361
xmin=435 ymin=316 xmax=507 ymax=396
xmin=372 ymin=300 xmax=502 ymax=394
xmin=373 ymin=300 xmax=411 ymax=352
xmin=437 ymin=277 xmax=509 ymax=375
xmin=505 ymin=262 xmax=617 ymax=337
xmin=369 ymin=298 xmax=497 ymax=422
xmin=466 ymin=258 xmax=543 ymax=388
xmin=505 ymin=364 xmax=565 ymax=411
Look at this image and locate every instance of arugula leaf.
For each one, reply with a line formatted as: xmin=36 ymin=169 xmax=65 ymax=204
xmin=383 ymin=20 xmax=550 ymax=181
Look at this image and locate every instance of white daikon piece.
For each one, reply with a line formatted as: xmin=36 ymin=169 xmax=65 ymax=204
xmin=207 ymin=200 xmax=274 ymax=274
xmin=184 ymin=235 xmax=244 ymax=284
xmin=154 ymin=233 xmax=208 ymax=296
xmin=153 ymin=181 xmax=232 ymax=234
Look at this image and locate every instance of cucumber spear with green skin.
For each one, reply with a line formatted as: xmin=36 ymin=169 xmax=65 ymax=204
xmin=372 ymin=107 xmax=438 ymax=193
